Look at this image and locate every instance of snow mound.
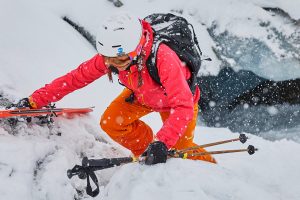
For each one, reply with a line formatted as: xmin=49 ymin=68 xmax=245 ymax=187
xmin=103 ymin=127 xmax=300 ymax=200
xmin=0 ymin=116 xmax=126 ymax=200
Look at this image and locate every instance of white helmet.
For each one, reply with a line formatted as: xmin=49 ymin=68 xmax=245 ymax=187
xmin=96 ymin=12 xmax=143 ymax=57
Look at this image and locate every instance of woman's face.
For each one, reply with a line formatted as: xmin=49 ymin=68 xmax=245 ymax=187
xmin=104 ymin=54 xmax=132 ymax=71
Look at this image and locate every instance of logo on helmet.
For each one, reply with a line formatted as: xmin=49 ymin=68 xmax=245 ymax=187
xmin=117 ymin=47 xmax=125 ymax=56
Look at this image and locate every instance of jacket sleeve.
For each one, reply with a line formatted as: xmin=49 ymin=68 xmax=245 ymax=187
xmin=30 ymin=54 xmax=108 ymax=108
xmin=155 ymin=44 xmax=195 ymax=149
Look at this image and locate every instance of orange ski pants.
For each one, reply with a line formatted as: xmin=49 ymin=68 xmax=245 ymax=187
xmin=100 ymin=89 xmax=216 ymax=163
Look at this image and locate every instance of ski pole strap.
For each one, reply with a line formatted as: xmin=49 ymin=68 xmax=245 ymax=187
xmin=67 ymin=156 xmax=136 ymax=197
xmin=82 ymin=156 xmax=135 ymax=197
xmin=85 ymin=168 xmax=100 ymax=197
xmin=66 ymin=164 xmax=100 ymax=197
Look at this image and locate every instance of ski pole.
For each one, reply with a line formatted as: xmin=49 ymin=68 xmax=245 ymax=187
xmin=172 ymin=145 xmax=258 ymax=159
xmin=67 ymin=156 xmax=138 ymax=179
xmin=67 ymin=156 xmax=137 ymax=197
xmin=176 ymin=134 xmax=248 ymax=154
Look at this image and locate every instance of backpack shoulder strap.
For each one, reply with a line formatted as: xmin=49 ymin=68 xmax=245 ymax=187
xmin=146 ymin=37 xmax=162 ymax=86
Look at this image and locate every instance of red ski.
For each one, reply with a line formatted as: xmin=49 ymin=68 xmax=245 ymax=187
xmin=0 ymin=107 xmax=93 ymax=118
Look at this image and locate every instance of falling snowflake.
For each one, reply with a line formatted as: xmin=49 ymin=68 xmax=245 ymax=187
xmin=267 ymin=106 xmax=279 ymax=116
xmin=170 ymin=108 xmax=175 ymax=114
xmin=209 ymin=101 xmax=216 ymax=107
xmin=116 ymin=116 xmax=124 ymax=125
xmin=243 ymin=103 xmax=249 ymax=109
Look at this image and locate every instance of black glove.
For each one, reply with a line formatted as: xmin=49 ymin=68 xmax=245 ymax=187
xmin=15 ymin=98 xmax=32 ymax=108
xmin=142 ymin=141 xmax=168 ymax=165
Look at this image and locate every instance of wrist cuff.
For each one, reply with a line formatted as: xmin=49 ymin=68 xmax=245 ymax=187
xmin=28 ymin=96 xmax=38 ymax=109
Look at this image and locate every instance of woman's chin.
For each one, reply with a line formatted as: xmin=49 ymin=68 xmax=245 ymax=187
xmin=116 ymin=64 xmax=131 ymax=71
xmin=116 ymin=66 xmax=127 ymax=71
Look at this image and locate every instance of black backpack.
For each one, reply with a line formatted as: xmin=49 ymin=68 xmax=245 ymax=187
xmin=144 ymin=13 xmax=202 ymax=93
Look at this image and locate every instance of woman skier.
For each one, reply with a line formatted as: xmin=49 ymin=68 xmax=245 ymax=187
xmin=17 ymin=12 xmax=216 ymax=165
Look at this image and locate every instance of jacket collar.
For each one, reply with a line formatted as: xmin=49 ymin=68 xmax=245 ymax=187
xmin=129 ymin=20 xmax=153 ymax=73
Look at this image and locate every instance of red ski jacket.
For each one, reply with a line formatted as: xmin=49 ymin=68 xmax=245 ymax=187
xmin=30 ymin=20 xmax=200 ymax=148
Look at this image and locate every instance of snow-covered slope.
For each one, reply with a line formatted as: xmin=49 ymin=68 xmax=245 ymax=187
xmin=1 ymin=0 xmax=300 ymax=199
xmin=104 ymin=128 xmax=300 ymax=200
xmin=0 ymin=117 xmax=125 ymax=199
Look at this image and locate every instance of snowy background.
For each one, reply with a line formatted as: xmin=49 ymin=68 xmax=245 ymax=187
xmin=0 ymin=0 xmax=300 ymax=199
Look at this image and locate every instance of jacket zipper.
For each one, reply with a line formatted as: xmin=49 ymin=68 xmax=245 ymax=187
xmin=128 ymin=71 xmax=146 ymax=105
xmin=128 ymin=71 xmax=134 ymax=89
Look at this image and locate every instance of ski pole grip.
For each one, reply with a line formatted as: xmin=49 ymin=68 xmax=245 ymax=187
xmin=239 ymin=134 xmax=248 ymax=144
xmin=247 ymin=145 xmax=258 ymax=155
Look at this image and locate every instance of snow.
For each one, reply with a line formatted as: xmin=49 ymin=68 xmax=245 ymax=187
xmin=1 ymin=0 xmax=300 ymax=199
xmin=104 ymin=128 xmax=300 ymax=200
